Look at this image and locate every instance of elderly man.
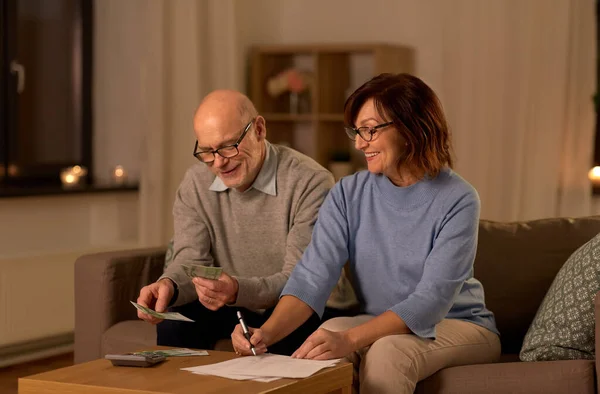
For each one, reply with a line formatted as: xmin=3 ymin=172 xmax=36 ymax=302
xmin=136 ymin=90 xmax=354 ymax=355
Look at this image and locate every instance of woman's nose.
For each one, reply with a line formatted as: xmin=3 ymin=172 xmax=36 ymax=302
xmin=354 ymin=136 xmax=367 ymax=150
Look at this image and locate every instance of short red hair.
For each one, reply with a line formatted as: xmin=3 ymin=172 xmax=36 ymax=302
xmin=344 ymin=73 xmax=453 ymax=178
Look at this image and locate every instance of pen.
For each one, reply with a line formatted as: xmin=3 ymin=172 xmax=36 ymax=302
xmin=236 ymin=311 xmax=257 ymax=356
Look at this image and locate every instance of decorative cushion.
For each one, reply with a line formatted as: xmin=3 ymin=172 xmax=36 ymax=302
xmin=520 ymin=232 xmax=600 ymax=361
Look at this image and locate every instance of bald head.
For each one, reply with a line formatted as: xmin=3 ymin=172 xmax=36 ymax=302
xmin=192 ymin=90 xmax=267 ymax=192
xmin=194 ymin=90 xmax=258 ymax=129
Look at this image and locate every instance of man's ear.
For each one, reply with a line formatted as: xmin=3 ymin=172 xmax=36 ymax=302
xmin=254 ymin=116 xmax=267 ymax=141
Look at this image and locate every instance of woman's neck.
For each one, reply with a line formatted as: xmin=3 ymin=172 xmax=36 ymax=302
xmin=386 ymin=167 xmax=424 ymax=187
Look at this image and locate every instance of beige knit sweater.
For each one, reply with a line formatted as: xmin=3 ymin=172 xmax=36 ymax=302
xmin=161 ymin=142 xmax=336 ymax=312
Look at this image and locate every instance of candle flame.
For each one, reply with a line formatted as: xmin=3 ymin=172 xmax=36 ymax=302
xmin=588 ymin=166 xmax=600 ymax=181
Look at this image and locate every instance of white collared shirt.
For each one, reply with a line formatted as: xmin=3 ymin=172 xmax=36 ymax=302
xmin=208 ymin=141 xmax=277 ymax=196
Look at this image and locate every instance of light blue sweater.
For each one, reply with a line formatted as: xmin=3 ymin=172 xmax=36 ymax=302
xmin=281 ymin=169 xmax=498 ymax=338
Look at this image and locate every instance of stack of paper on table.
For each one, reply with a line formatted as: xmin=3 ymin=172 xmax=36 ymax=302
xmin=181 ymin=354 xmax=342 ymax=382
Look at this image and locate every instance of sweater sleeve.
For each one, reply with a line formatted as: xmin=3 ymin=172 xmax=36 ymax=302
xmin=280 ymin=182 xmax=350 ymax=317
xmin=389 ymin=188 xmax=480 ymax=338
xmin=230 ymin=170 xmax=335 ymax=310
xmin=159 ymin=170 xmax=214 ymax=307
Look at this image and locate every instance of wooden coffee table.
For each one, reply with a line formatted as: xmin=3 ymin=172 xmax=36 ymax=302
xmin=18 ymin=350 xmax=352 ymax=394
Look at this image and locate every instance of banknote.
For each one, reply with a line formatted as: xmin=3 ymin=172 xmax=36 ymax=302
xmin=130 ymin=301 xmax=195 ymax=322
xmin=181 ymin=264 xmax=223 ymax=280
xmin=133 ymin=348 xmax=208 ymax=357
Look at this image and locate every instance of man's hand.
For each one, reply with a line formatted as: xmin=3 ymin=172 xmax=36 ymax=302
xmin=291 ymin=328 xmax=355 ymax=360
xmin=193 ymin=272 xmax=239 ymax=311
xmin=136 ymin=278 xmax=175 ymax=324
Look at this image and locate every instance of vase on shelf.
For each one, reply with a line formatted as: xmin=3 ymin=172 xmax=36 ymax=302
xmin=289 ymin=91 xmax=311 ymax=115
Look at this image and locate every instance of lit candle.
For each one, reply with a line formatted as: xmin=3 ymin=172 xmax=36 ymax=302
xmin=588 ymin=166 xmax=600 ymax=186
xmin=71 ymin=165 xmax=84 ymax=177
xmin=112 ymin=165 xmax=127 ymax=185
xmin=60 ymin=168 xmax=80 ymax=188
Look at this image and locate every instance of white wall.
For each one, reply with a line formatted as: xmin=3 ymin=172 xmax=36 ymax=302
xmin=0 ymin=193 xmax=139 ymax=356
xmin=0 ymin=193 xmax=139 ymax=258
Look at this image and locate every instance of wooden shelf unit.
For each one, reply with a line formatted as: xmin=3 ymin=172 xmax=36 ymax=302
xmin=249 ymin=44 xmax=414 ymax=169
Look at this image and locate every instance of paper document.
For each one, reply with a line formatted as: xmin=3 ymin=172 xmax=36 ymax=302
xmin=181 ymin=353 xmax=341 ymax=382
xmin=191 ymin=371 xmax=280 ymax=383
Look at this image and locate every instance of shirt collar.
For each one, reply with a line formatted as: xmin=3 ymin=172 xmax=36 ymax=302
xmin=208 ymin=141 xmax=277 ymax=196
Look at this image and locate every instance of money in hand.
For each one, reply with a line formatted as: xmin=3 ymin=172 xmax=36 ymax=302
xmin=181 ymin=264 xmax=223 ymax=280
xmin=130 ymin=301 xmax=194 ymax=322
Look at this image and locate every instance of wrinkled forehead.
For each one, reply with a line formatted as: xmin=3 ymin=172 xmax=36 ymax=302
xmin=194 ymin=115 xmax=246 ymax=148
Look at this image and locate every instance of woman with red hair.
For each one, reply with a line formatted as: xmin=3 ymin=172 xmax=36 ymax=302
xmin=232 ymin=73 xmax=500 ymax=393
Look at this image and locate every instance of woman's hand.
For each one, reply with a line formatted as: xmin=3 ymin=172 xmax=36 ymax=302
xmin=291 ymin=328 xmax=355 ymax=360
xmin=231 ymin=324 xmax=268 ymax=356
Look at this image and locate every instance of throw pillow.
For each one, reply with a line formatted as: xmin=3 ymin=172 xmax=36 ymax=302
xmin=520 ymin=232 xmax=600 ymax=361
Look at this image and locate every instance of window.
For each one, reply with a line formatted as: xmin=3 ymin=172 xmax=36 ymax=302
xmin=0 ymin=0 xmax=92 ymax=188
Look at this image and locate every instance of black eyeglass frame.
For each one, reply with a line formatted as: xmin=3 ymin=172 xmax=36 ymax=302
xmin=344 ymin=121 xmax=394 ymax=142
xmin=193 ymin=119 xmax=255 ymax=163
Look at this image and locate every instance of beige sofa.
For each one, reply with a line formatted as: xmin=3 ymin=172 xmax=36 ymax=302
xmin=74 ymin=216 xmax=600 ymax=393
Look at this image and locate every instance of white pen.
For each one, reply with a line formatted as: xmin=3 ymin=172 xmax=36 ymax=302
xmin=236 ymin=311 xmax=257 ymax=356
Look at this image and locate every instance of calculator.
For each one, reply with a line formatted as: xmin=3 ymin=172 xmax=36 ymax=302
xmin=105 ymin=353 xmax=166 ymax=367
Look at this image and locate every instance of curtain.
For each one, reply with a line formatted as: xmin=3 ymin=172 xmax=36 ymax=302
xmin=440 ymin=0 xmax=595 ymax=221
xmin=138 ymin=0 xmax=241 ymax=247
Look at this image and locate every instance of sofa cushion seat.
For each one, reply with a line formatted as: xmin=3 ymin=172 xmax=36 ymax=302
xmin=415 ymin=360 xmax=595 ymax=394
xmin=101 ymin=320 xmax=234 ymax=357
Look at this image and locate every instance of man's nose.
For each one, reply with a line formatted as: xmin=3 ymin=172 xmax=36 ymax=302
xmin=213 ymin=154 xmax=228 ymax=168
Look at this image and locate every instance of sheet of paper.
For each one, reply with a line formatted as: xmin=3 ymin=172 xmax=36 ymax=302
xmin=182 ymin=353 xmax=341 ymax=379
xmin=192 ymin=371 xmax=280 ymax=382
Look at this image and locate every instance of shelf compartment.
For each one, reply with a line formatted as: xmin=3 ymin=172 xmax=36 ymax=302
xmin=265 ymin=121 xmax=296 ymax=148
xmin=318 ymin=113 xmax=345 ymax=122
xmin=317 ymin=53 xmax=351 ymax=114
xmin=250 ymin=51 xmax=316 ymax=115
xmin=262 ymin=113 xmax=315 ymax=122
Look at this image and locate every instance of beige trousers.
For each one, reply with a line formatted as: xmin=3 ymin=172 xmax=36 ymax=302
xmin=320 ymin=316 xmax=501 ymax=394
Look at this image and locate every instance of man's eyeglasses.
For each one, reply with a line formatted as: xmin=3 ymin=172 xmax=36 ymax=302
xmin=193 ymin=119 xmax=254 ymax=163
xmin=344 ymin=121 xmax=393 ymax=142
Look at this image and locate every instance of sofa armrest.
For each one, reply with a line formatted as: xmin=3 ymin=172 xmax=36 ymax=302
xmin=595 ymin=291 xmax=600 ymax=394
xmin=74 ymin=247 xmax=166 ymax=363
